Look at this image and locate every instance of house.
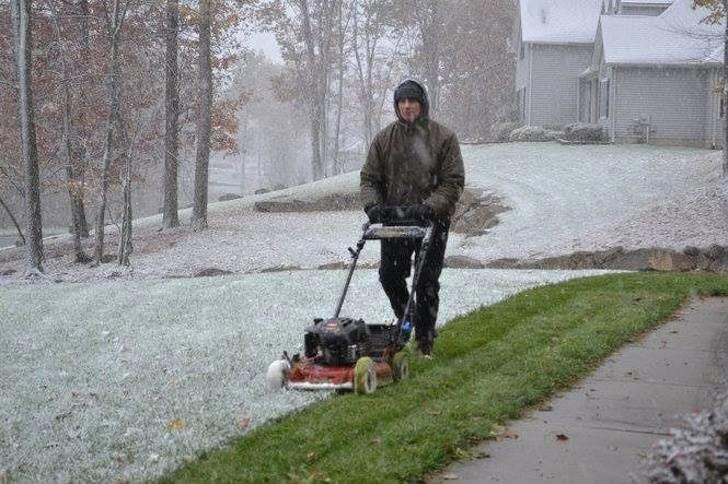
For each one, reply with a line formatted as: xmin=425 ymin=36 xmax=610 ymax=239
xmin=580 ymin=0 xmax=723 ymax=147
xmin=514 ymin=0 xmax=604 ymax=127
xmin=516 ymin=0 xmax=724 ymax=148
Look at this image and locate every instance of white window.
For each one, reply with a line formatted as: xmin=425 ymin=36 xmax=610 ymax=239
xmin=518 ymin=87 xmax=527 ymax=121
xmin=599 ymin=79 xmax=610 ymax=119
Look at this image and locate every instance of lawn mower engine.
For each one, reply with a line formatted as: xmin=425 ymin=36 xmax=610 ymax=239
xmin=304 ymin=317 xmax=370 ymax=366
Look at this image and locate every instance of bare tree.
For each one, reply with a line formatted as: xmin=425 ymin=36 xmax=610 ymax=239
xmin=331 ymin=0 xmax=348 ymax=175
xmin=191 ymin=0 xmax=212 ymax=231
xmin=118 ymin=140 xmax=132 ymax=266
xmin=75 ymin=0 xmax=91 ymax=238
xmin=47 ymin=0 xmax=91 ymax=262
xmin=409 ymin=0 xmax=443 ymax=116
xmin=94 ymin=0 xmax=129 ymax=264
xmin=261 ymin=0 xmax=340 ymax=180
xmin=162 ymin=0 xmax=180 ymax=229
xmin=11 ymin=0 xmax=43 ymax=272
xmin=692 ymin=0 xmax=728 ymax=175
xmin=351 ymin=0 xmax=398 ymax=148
xmin=299 ymin=0 xmax=325 ymax=179
xmin=437 ymin=0 xmax=516 ymax=139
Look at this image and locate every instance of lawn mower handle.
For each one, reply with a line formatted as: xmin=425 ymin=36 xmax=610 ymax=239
xmin=333 ymin=220 xmax=433 ymax=319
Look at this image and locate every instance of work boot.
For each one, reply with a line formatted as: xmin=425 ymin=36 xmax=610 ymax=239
xmin=416 ymin=332 xmax=434 ymax=359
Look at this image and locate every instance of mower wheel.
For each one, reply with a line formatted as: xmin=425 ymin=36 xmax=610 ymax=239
xmin=265 ymin=359 xmax=290 ymax=391
xmin=354 ymin=357 xmax=377 ymax=395
xmin=392 ymin=351 xmax=410 ymax=381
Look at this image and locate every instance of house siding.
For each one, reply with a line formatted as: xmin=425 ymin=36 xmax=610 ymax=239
xmin=515 ymin=42 xmax=531 ymax=123
xmin=612 ymin=66 xmax=710 ymax=147
xmin=529 ymin=44 xmax=593 ymax=128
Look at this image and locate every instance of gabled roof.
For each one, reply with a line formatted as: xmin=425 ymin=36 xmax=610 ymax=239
xmin=598 ymin=0 xmax=722 ymax=65
xmin=519 ymin=0 xmax=604 ymax=44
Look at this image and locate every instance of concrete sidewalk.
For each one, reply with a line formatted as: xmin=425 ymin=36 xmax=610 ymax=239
xmin=433 ymin=298 xmax=728 ymax=484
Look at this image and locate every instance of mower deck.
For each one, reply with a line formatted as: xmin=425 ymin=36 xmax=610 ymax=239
xmin=287 ymin=358 xmax=393 ymax=391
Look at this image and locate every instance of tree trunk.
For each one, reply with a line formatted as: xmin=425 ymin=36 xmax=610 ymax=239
xmin=162 ymin=0 xmax=180 ymax=228
xmin=191 ymin=0 xmax=212 ymax=231
xmin=118 ymin=153 xmax=133 ymax=266
xmin=76 ymin=0 xmax=91 ymax=237
xmin=64 ymin=83 xmax=90 ymax=262
xmin=48 ymin=2 xmax=90 ymax=262
xmin=332 ymin=0 xmax=345 ymax=175
xmin=12 ymin=0 xmax=43 ymax=272
xmin=94 ymin=0 xmax=125 ymax=264
xmin=0 ymin=194 xmax=25 ymax=245
xmin=723 ymin=0 xmax=728 ymax=176
xmin=299 ymin=0 xmax=323 ymax=180
xmin=415 ymin=0 xmax=441 ymax=116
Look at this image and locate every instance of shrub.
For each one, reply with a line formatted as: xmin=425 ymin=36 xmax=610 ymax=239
xmin=489 ymin=121 xmax=522 ymax=142
xmin=646 ymin=392 xmax=728 ymax=483
xmin=563 ymin=122 xmax=606 ymax=142
xmin=508 ymin=125 xmax=563 ymax=142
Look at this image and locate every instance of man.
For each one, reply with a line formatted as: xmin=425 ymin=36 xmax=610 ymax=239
xmin=360 ymin=79 xmax=465 ymax=357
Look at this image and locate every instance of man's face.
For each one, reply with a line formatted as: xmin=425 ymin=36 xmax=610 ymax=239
xmin=398 ymin=98 xmax=422 ymax=123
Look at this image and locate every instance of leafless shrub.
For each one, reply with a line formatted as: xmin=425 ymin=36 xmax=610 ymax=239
xmin=646 ymin=392 xmax=728 ymax=483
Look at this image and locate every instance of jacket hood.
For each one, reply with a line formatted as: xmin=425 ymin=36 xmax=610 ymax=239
xmin=393 ymin=79 xmax=429 ymax=123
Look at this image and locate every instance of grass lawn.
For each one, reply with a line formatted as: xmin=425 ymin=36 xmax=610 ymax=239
xmin=161 ymin=272 xmax=728 ymax=483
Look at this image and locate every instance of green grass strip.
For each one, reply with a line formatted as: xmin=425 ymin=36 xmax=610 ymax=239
xmin=161 ymin=272 xmax=728 ymax=483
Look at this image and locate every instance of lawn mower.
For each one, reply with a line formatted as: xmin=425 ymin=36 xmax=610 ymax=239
xmin=266 ymin=209 xmax=434 ymax=395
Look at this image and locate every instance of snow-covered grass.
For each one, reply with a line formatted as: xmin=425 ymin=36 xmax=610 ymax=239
xmin=456 ymin=143 xmax=724 ymax=261
xmin=2 ymin=142 xmax=723 ymax=282
xmin=0 ymin=268 xmax=611 ymax=482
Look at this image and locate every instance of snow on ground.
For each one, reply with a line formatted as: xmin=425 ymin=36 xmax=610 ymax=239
xmin=2 ymin=142 xmax=724 ymax=282
xmin=0 ymin=268 xmax=611 ymax=482
xmin=0 ymin=142 xmax=726 ymax=481
xmin=455 ymin=143 xmax=726 ymax=261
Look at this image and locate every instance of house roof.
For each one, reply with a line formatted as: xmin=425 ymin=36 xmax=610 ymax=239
xmin=600 ymin=0 xmax=722 ymax=65
xmin=520 ymin=0 xmax=604 ymax=44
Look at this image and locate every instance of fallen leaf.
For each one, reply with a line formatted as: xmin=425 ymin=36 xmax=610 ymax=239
xmin=306 ymin=451 xmax=316 ymax=460
xmin=370 ymin=436 xmax=382 ymax=445
xmin=488 ymin=424 xmax=505 ymax=438
xmin=556 ymin=433 xmax=569 ymax=441
xmin=426 ymin=409 xmax=442 ymax=416
xmin=167 ymin=418 xmax=186 ymax=431
xmin=238 ymin=417 xmax=251 ymax=430
xmin=442 ymin=473 xmax=459 ymax=480
xmin=501 ymin=430 xmax=519 ymax=440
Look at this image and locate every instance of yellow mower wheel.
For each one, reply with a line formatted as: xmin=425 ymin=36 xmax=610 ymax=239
xmin=354 ymin=357 xmax=377 ymax=395
xmin=392 ymin=351 xmax=410 ymax=382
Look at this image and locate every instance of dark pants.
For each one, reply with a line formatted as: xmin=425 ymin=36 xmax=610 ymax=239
xmin=379 ymin=223 xmax=448 ymax=352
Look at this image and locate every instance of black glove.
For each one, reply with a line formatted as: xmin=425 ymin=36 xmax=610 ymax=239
xmin=366 ymin=204 xmax=383 ymax=223
xmin=405 ymin=204 xmax=433 ymax=222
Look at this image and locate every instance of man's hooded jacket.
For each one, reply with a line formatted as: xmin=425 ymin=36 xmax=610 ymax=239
xmin=360 ymin=80 xmax=465 ymax=222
